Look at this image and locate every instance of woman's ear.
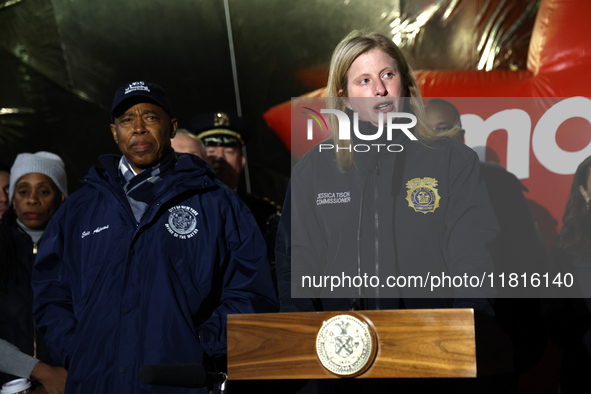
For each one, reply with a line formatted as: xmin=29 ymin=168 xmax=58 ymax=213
xmin=338 ymin=92 xmax=351 ymax=110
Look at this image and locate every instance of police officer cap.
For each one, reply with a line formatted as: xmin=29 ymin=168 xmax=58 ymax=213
xmin=189 ymin=112 xmax=250 ymax=147
xmin=111 ymin=81 xmax=173 ymax=122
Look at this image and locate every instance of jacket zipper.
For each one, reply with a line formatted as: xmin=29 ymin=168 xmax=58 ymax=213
xmin=374 ymin=161 xmax=381 ymax=307
xmin=33 ymin=241 xmax=38 ymax=358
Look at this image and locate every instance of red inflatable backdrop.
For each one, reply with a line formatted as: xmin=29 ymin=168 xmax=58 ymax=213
xmin=264 ymin=0 xmax=591 ymax=251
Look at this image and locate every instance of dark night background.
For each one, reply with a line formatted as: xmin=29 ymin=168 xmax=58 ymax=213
xmin=0 ymin=0 xmax=536 ymax=205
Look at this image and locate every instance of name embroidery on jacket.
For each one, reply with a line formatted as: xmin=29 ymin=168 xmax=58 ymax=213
xmin=81 ymin=225 xmax=110 ymax=238
xmin=316 ymin=191 xmax=351 ymax=206
xmin=166 ymin=205 xmax=199 ymax=239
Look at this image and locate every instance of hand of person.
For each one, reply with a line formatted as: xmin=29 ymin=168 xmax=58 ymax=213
xmin=30 ymin=362 xmax=67 ymax=394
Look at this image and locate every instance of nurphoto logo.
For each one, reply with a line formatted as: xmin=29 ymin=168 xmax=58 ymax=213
xmin=303 ymin=108 xmax=417 ymax=153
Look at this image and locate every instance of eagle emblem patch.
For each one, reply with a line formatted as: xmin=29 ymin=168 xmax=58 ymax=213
xmin=405 ymin=177 xmax=441 ymax=214
xmin=213 ymin=112 xmax=230 ymax=127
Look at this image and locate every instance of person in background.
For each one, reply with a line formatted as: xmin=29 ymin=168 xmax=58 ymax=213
xmin=545 ymin=155 xmax=591 ymax=394
xmin=191 ymin=112 xmax=281 ymax=287
xmin=0 ymin=151 xmax=68 ymax=394
xmin=31 ymin=82 xmax=277 ymax=394
xmin=190 ymin=112 xmax=246 ymax=192
xmin=171 ymin=129 xmax=206 ymax=159
xmin=0 ymin=164 xmax=9 ymax=218
xmin=424 ymin=98 xmax=549 ymax=392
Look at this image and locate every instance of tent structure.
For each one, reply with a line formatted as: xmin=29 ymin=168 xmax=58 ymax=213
xmin=1 ymin=0 xmax=542 ymax=205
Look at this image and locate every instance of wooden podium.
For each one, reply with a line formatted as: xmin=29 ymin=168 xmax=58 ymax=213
xmin=227 ymin=309 xmax=512 ymax=380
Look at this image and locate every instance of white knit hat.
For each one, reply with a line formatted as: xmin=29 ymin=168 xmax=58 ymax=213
xmin=9 ymin=152 xmax=68 ymax=200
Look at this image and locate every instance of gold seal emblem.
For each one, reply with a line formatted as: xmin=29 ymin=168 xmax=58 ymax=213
xmin=316 ymin=314 xmax=376 ymax=376
xmin=405 ymin=177 xmax=441 ymax=214
xmin=213 ymin=112 xmax=230 ymax=127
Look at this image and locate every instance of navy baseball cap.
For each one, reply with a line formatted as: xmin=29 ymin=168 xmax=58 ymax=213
xmin=111 ymin=81 xmax=172 ymax=122
xmin=189 ymin=112 xmax=250 ymax=147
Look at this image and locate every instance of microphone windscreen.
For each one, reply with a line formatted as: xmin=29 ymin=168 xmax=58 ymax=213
xmin=139 ymin=364 xmax=208 ymax=388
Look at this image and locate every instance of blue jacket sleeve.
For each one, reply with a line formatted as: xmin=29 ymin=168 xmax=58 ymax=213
xmin=197 ymin=193 xmax=279 ymax=357
xmin=31 ymin=211 xmax=77 ymax=368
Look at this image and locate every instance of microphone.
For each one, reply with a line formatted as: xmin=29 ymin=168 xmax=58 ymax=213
xmin=139 ymin=364 xmax=227 ymax=390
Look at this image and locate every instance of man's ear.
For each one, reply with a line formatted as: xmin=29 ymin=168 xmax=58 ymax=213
xmin=579 ymin=184 xmax=590 ymax=203
xmin=110 ymin=124 xmax=118 ymax=144
xmin=458 ymin=129 xmax=466 ymax=143
xmin=170 ymin=118 xmax=178 ymax=139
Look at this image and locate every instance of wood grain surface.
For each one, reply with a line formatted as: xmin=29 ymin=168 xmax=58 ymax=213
xmin=227 ymin=309 xmax=481 ymax=380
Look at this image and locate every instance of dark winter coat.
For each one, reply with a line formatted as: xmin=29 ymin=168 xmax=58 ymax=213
xmin=32 ymin=153 xmax=278 ymax=394
xmin=277 ymin=127 xmax=498 ymax=315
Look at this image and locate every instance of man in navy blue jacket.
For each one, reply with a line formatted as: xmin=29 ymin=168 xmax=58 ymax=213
xmin=31 ymin=81 xmax=278 ymax=393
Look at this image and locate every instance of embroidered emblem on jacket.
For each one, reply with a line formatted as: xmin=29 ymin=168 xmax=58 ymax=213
xmin=166 ymin=205 xmax=199 ymax=239
xmin=405 ymin=177 xmax=441 ymax=214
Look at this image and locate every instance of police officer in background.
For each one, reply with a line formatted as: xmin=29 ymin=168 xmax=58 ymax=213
xmin=425 ymin=98 xmax=548 ymax=392
xmin=190 ymin=112 xmax=281 ymax=286
xmin=191 ymin=112 xmax=246 ymax=193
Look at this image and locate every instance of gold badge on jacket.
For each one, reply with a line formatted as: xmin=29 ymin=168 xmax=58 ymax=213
xmin=405 ymin=177 xmax=441 ymax=214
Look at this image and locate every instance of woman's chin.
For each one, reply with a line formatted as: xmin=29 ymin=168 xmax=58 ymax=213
xmin=19 ymin=218 xmax=47 ymax=230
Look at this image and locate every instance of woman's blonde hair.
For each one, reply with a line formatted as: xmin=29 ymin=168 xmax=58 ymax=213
xmin=325 ymin=30 xmax=453 ymax=170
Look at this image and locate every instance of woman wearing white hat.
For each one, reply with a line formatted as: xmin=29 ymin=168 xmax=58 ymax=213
xmin=0 ymin=152 xmax=68 ymax=393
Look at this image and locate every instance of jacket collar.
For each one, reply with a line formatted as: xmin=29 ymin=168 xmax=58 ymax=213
xmin=83 ymin=153 xmax=215 ymax=200
xmin=82 ymin=153 xmax=216 ymax=228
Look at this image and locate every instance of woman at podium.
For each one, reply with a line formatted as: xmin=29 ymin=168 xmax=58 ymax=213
xmin=275 ymin=30 xmax=498 ymax=316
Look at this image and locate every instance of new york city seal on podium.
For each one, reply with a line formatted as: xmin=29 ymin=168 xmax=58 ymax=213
xmin=316 ymin=314 xmax=377 ymax=377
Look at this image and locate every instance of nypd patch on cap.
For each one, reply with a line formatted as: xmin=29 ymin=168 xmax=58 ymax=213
xmin=111 ymin=81 xmax=172 ymax=122
xmin=189 ymin=112 xmax=250 ymax=147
